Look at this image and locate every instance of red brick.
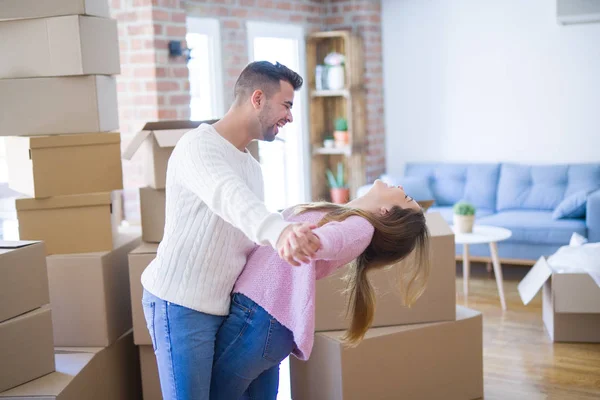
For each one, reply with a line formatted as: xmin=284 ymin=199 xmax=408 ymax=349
xmin=158 ymin=109 xmax=178 ymax=119
xmin=152 ymin=9 xmax=170 ymax=21
xmin=134 ymin=66 xmax=157 ymax=78
xmin=134 ymin=0 xmax=152 ymax=6
xmin=232 ymin=8 xmax=248 ymax=17
xmin=169 ymin=94 xmax=190 ymax=105
xmin=130 ymin=53 xmax=155 ymax=64
xmin=134 ymin=95 xmax=157 ymax=105
xmin=166 ymin=25 xmax=187 ymax=37
xmin=369 ymin=14 xmax=381 ymax=23
xmin=289 ymin=14 xmax=304 ymax=23
xmin=129 ymin=81 xmax=143 ymax=91
xmin=325 ymin=16 xmax=345 ymax=25
xmin=154 ymin=23 xmax=164 ymax=35
xmin=257 ymin=0 xmax=274 ymax=7
xmin=220 ymin=20 xmax=238 ymax=29
xmin=157 ymin=81 xmax=180 ymax=91
xmin=171 ymin=12 xmax=187 ymax=23
xmin=240 ymin=0 xmax=256 ymax=5
xmin=146 ymin=81 xmax=158 ymax=91
xmin=171 ymin=67 xmax=189 ymax=78
xmin=156 ymin=67 xmax=168 ymax=77
xmin=111 ymin=0 xmax=121 ymax=9
xmin=276 ymin=2 xmax=291 ymax=10
xmin=158 ymin=95 xmax=166 ymax=105
xmin=128 ymin=24 xmax=153 ymax=36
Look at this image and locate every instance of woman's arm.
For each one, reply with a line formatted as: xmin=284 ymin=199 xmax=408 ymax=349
xmin=311 ymin=216 xmax=375 ymax=279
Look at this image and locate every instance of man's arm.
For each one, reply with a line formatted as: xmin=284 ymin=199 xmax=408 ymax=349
xmin=176 ymin=134 xmax=319 ymax=264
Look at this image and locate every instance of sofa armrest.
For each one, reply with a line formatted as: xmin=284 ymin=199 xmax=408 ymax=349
xmin=586 ymin=189 xmax=600 ymax=243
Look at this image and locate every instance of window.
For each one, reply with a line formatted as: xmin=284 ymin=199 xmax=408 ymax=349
xmin=186 ymin=17 xmax=224 ymax=120
xmin=246 ymin=22 xmax=311 ymax=213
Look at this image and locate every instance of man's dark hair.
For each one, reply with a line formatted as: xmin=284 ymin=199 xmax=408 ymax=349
xmin=234 ymin=61 xmax=303 ymax=102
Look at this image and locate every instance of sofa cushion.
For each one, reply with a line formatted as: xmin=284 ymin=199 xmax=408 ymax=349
xmin=404 ymin=163 xmax=500 ymax=210
xmin=497 ymin=163 xmax=600 ymax=212
xmin=428 ymin=206 xmax=495 ymax=224
xmin=552 ymin=189 xmax=593 ymax=220
xmin=476 ymin=211 xmax=587 ymax=245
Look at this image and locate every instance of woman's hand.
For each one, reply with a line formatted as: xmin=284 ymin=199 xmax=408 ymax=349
xmin=276 ymin=223 xmax=321 ymax=266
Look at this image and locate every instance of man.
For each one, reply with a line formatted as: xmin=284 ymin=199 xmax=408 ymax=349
xmin=140 ymin=61 xmax=320 ymax=399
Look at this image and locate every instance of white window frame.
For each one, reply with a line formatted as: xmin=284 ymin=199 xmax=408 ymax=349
xmin=246 ymin=21 xmax=311 ymax=203
xmin=186 ymin=17 xmax=225 ymax=119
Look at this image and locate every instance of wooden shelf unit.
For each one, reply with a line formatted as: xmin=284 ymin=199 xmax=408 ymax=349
xmin=306 ymin=30 xmax=366 ymax=202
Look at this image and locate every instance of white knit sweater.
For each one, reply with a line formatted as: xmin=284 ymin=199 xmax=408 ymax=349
xmin=141 ymin=123 xmax=290 ymax=315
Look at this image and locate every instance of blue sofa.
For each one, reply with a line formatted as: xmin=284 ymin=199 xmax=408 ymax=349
xmin=359 ymin=163 xmax=600 ymax=263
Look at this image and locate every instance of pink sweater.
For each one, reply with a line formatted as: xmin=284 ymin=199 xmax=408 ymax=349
xmin=233 ymin=209 xmax=375 ymax=360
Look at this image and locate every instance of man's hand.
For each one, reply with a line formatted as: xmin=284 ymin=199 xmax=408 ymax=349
xmin=276 ymin=223 xmax=321 ymax=266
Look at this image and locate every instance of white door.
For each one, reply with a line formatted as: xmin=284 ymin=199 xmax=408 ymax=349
xmin=247 ymin=22 xmax=310 ymax=212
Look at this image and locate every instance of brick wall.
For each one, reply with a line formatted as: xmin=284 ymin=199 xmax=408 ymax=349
xmin=110 ymin=0 xmax=384 ymax=220
xmin=110 ymin=0 xmax=191 ymax=222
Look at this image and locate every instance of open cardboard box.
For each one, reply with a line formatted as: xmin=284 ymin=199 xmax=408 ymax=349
xmin=0 ymin=330 xmax=141 ymax=400
xmin=122 ymin=120 xmax=217 ymax=189
xmin=518 ymin=256 xmax=600 ymax=342
xmin=128 ymin=242 xmax=159 ymax=346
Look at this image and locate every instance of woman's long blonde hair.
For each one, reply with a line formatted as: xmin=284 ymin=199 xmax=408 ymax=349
xmin=294 ymin=202 xmax=431 ymax=345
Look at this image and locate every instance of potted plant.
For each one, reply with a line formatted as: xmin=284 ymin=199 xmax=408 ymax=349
xmin=453 ymin=201 xmax=476 ymax=233
xmin=333 ymin=117 xmax=349 ymax=147
xmin=326 ymin=162 xmax=349 ymax=204
xmin=323 ymin=135 xmax=335 ymax=148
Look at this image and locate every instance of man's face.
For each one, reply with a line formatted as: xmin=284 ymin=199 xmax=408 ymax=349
xmin=257 ymin=80 xmax=295 ymax=142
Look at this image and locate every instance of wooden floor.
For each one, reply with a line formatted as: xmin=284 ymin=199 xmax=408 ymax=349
xmin=278 ymin=263 xmax=600 ymax=399
xmin=457 ymin=263 xmax=600 ymax=400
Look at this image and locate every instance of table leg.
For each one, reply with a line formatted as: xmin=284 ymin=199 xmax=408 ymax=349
xmin=489 ymin=242 xmax=507 ymax=310
xmin=463 ymin=244 xmax=470 ymax=297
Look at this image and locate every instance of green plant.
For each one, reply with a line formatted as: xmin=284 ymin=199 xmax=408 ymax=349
xmin=453 ymin=201 xmax=476 ymax=216
xmin=334 ymin=117 xmax=348 ymax=131
xmin=323 ymin=134 xmax=334 ymax=140
xmin=326 ymin=162 xmax=347 ymax=189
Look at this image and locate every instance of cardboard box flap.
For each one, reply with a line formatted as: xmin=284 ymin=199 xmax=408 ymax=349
xmin=24 ymin=132 xmax=120 ymax=150
xmin=153 ymin=129 xmax=191 ymax=148
xmin=130 ymin=242 xmax=159 ymax=255
xmin=15 ymin=192 xmax=112 ymax=211
xmin=0 ymin=240 xmax=40 ymax=249
xmin=0 ymin=353 xmax=94 ymax=397
xmin=122 ymin=130 xmax=151 ymax=160
xmin=518 ymin=257 xmax=553 ymax=306
xmin=553 ymin=273 xmax=600 ymax=313
xmin=425 ymin=212 xmax=454 ymax=237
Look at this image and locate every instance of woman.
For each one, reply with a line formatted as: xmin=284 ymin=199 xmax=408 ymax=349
xmin=210 ymin=180 xmax=431 ymax=399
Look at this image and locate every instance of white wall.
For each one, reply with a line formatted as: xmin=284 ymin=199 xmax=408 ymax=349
xmin=382 ymin=0 xmax=600 ymax=177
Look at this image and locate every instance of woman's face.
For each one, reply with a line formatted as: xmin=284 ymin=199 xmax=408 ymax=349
xmin=359 ymin=179 xmax=422 ymax=215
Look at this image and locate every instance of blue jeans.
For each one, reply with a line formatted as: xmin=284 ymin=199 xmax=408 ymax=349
xmin=210 ymin=293 xmax=296 ymax=400
xmin=142 ymin=289 xmax=226 ymax=400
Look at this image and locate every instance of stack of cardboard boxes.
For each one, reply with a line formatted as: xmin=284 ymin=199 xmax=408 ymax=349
xmin=290 ymin=213 xmax=485 ymax=400
xmin=0 ymin=1 xmax=141 ymax=398
xmin=125 ymin=121 xmax=206 ymax=399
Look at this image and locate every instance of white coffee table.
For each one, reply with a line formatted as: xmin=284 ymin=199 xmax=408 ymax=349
xmin=452 ymin=225 xmax=512 ymax=310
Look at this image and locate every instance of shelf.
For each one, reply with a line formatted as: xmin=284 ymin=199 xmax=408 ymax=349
xmin=310 ymin=89 xmax=350 ymax=98
xmin=313 ymin=146 xmax=351 ymax=156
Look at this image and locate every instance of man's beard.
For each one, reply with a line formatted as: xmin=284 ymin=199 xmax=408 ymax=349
xmin=258 ymin=105 xmax=277 ymax=142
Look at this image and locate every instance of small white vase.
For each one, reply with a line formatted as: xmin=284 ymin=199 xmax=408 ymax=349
xmin=453 ymin=214 xmax=475 ymax=233
xmin=327 ymin=65 xmax=345 ymax=90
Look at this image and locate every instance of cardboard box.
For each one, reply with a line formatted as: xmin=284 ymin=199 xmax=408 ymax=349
xmin=122 ymin=120 xmax=216 ymax=189
xmin=315 ymin=212 xmax=455 ymax=331
xmin=6 ymin=133 xmax=123 ymax=198
xmin=139 ymin=346 xmax=162 ymax=400
xmin=0 ymin=306 xmax=55 ymax=393
xmin=0 ymin=75 xmax=118 ymax=136
xmin=46 ymin=233 xmax=142 ymax=346
xmin=140 ymin=187 xmax=165 ymax=243
xmin=291 ymin=306 xmax=483 ymax=400
xmin=128 ymin=243 xmax=158 ymax=345
xmin=16 ymin=192 xmax=121 ymax=255
xmin=0 ymin=330 xmax=142 ymax=400
xmin=519 ymin=257 xmax=600 ymax=342
xmin=0 ymin=241 xmax=48 ymax=323
xmin=0 ymin=0 xmax=110 ymax=21
xmin=0 ymin=16 xmax=119 ymax=79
